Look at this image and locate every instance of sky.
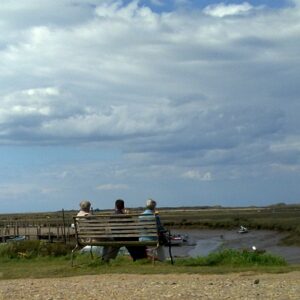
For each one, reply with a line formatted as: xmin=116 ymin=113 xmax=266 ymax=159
xmin=0 ymin=0 xmax=300 ymax=213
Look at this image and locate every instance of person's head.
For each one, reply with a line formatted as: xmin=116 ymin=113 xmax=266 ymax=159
xmin=115 ymin=199 xmax=125 ymax=211
xmin=79 ymin=200 xmax=91 ymax=212
xmin=146 ymin=199 xmax=156 ymax=210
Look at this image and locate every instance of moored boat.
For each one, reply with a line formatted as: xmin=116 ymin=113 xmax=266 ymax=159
xmin=170 ymin=234 xmax=184 ymax=246
xmin=6 ymin=235 xmax=26 ymax=242
xmin=238 ymin=226 xmax=248 ymax=234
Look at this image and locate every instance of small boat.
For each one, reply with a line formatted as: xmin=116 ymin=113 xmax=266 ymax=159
xmin=170 ymin=234 xmax=184 ymax=246
xmin=6 ymin=235 xmax=26 ymax=242
xmin=238 ymin=226 xmax=248 ymax=234
xmin=164 ymin=233 xmax=191 ymax=246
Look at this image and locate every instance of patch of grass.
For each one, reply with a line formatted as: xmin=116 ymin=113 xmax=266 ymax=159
xmin=175 ymin=249 xmax=287 ymax=267
xmin=0 ymin=247 xmax=298 ymax=281
xmin=0 ymin=240 xmax=73 ymax=259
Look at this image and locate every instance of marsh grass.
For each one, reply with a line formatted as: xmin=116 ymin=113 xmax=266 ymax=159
xmin=279 ymin=232 xmax=300 ymax=246
xmin=0 ymin=240 xmax=73 ymax=259
xmin=175 ymin=249 xmax=287 ymax=267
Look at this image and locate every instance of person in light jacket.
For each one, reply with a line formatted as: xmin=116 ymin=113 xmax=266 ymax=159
xmin=77 ymin=200 xmax=92 ymax=216
xmin=139 ymin=199 xmax=166 ymax=261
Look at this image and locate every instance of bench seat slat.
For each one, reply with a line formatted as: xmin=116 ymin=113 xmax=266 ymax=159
xmin=78 ymin=231 xmax=157 ymax=237
xmin=73 ymin=214 xmax=159 ymax=249
xmin=78 ymin=233 xmax=157 ymax=238
xmin=78 ymin=240 xmax=158 ymax=246
xmin=78 ymin=221 xmax=156 ymax=226
xmin=77 ymin=216 xmax=154 ymax=221
xmin=77 ymin=225 xmax=157 ymax=230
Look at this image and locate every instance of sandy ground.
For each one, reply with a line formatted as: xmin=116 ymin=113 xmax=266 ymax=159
xmin=1 ymin=272 xmax=300 ymax=299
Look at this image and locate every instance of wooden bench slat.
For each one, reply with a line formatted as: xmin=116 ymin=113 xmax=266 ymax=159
xmin=77 ymin=231 xmax=158 ymax=235
xmin=78 ymin=233 xmax=157 ymax=237
xmin=77 ymin=221 xmax=157 ymax=225
xmin=73 ymin=214 xmax=159 ymax=249
xmin=77 ymin=225 xmax=157 ymax=229
xmin=77 ymin=219 xmax=157 ymax=223
xmin=77 ymin=233 xmax=158 ymax=237
xmin=76 ymin=215 xmax=154 ymax=220
xmin=78 ymin=219 xmax=156 ymax=224
xmin=77 ymin=224 xmax=156 ymax=228
xmin=78 ymin=240 xmax=158 ymax=246
xmin=77 ymin=225 xmax=157 ymax=231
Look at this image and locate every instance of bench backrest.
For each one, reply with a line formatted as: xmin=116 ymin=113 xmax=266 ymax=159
xmin=74 ymin=214 xmax=159 ymax=247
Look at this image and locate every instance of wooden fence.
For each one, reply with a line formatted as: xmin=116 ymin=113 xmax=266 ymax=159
xmin=0 ymin=218 xmax=75 ymax=243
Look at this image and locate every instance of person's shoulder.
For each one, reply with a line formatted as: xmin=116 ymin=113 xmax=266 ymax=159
xmin=140 ymin=209 xmax=154 ymax=216
xmin=77 ymin=211 xmax=90 ymax=217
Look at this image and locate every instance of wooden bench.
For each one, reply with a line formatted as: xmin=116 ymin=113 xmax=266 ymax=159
xmin=71 ymin=214 xmax=161 ymax=266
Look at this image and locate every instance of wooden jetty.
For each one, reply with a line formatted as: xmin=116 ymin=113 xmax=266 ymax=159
xmin=0 ymin=215 xmax=75 ymax=243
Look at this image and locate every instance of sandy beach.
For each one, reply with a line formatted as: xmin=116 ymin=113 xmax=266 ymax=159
xmin=1 ymin=272 xmax=300 ymax=299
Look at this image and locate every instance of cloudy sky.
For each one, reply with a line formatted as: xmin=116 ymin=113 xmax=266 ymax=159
xmin=0 ymin=0 xmax=299 ymax=213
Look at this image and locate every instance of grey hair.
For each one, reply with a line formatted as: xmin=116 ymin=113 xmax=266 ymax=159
xmin=80 ymin=200 xmax=91 ymax=211
xmin=146 ymin=199 xmax=156 ymax=210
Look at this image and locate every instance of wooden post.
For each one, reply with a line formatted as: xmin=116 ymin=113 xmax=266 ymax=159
xmin=48 ymin=221 xmax=51 ymax=242
xmin=67 ymin=224 xmax=70 ymax=242
xmin=62 ymin=209 xmax=67 ymax=244
xmin=24 ymin=220 xmax=27 ymax=236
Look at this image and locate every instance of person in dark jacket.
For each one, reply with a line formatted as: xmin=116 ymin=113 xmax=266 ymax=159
xmin=102 ymin=199 xmax=147 ymax=262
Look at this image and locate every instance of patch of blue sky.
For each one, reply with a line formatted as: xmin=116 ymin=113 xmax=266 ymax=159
xmin=194 ymin=0 xmax=291 ymax=9
xmin=136 ymin=0 xmax=292 ymax=13
xmin=0 ymin=146 xmax=121 ymax=169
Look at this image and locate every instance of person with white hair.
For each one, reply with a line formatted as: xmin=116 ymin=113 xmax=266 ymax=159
xmin=139 ymin=198 xmax=166 ymax=261
xmin=75 ymin=200 xmax=93 ymax=248
xmin=77 ymin=200 xmax=92 ymax=216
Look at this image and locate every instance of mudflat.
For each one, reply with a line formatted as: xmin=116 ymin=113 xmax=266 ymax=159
xmin=170 ymin=229 xmax=300 ymax=263
xmin=1 ymin=272 xmax=299 ymax=299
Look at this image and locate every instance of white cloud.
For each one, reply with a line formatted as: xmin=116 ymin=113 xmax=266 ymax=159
xmin=0 ymin=87 xmax=60 ymax=125
xmin=150 ymin=0 xmax=164 ymax=6
xmin=270 ymin=163 xmax=300 ymax=172
xmin=0 ymin=183 xmax=50 ymax=198
xmin=0 ymin=2 xmax=294 ymax=152
xmin=96 ymin=183 xmax=129 ymax=190
xmin=270 ymin=136 xmax=300 ymax=152
xmin=203 ymin=2 xmax=253 ymax=17
xmin=0 ymin=2 xmax=297 ymax=150
xmin=182 ymin=170 xmax=213 ymax=181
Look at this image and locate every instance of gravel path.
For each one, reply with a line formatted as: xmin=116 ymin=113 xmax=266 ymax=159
xmin=1 ymin=272 xmax=299 ymax=300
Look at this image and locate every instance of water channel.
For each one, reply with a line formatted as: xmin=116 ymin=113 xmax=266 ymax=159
xmin=168 ymin=229 xmax=300 ymax=264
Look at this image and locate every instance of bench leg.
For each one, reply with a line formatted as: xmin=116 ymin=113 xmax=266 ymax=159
xmin=167 ymin=230 xmax=174 ymax=265
xmin=168 ymin=243 xmax=174 ymax=265
xmin=71 ymin=244 xmax=79 ymax=267
xmin=147 ymin=246 xmax=159 ymax=265
xmin=90 ymin=246 xmax=94 ymax=260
